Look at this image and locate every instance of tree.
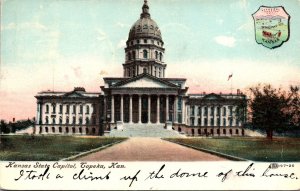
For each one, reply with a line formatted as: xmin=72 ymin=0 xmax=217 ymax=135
xmin=247 ymin=84 xmax=299 ymax=139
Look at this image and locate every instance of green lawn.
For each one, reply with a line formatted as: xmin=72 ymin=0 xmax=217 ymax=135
xmin=0 ymin=135 xmax=126 ymax=161
xmin=166 ymin=137 xmax=300 ymax=162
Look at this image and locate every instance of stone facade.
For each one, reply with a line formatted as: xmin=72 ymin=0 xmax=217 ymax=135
xmin=35 ymin=1 xmax=247 ymax=137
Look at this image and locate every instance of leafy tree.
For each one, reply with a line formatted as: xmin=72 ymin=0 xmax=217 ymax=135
xmin=247 ymin=84 xmax=299 ymax=139
xmin=0 ymin=120 xmax=10 ymax=134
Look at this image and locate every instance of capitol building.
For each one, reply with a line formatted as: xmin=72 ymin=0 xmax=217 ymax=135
xmin=35 ymin=1 xmax=247 ymax=137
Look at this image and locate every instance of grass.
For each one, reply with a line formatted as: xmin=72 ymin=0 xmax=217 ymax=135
xmin=0 ymin=135 xmax=126 ymax=161
xmin=165 ymin=137 xmax=300 ymax=162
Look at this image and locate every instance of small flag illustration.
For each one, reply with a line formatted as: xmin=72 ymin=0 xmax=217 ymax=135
xmin=228 ymin=73 xmax=233 ymax=81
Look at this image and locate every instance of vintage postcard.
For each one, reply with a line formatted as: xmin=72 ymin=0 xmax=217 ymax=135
xmin=0 ymin=0 xmax=300 ymax=190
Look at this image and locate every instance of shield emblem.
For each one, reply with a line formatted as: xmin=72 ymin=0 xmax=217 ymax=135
xmin=252 ymin=6 xmax=290 ymax=49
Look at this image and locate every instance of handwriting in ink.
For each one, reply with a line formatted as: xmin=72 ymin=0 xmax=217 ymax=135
xmin=145 ymin=164 xmax=165 ymax=180
xmin=15 ymin=167 xmax=50 ymax=181
xmin=262 ymin=165 xmax=298 ymax=180
xmin=170 ymin=168 xmax=208 ymax=178
xmin=236 ymin=163 xmax=255 ymax=177
xmin=120 ymin=170 xmax=141 ymax=187
xmin=73 ymin=169 xmax=110 ymax=181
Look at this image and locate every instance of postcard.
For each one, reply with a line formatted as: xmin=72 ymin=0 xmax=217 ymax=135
xmin=0 ymin=0 xmax=300 ymax=190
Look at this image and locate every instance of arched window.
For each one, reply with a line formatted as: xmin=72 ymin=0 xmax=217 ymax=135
xmin=59 ymin=116 xmax=62 ymax=124
xmin=45 ymin=127 xmax=48 ymax=133
xmin=143 ymin=50 xmax=148 ymax=59
xmin=73 ymin=116 xmax=76 ymax=124
xmin=45 ymin=116 xmax=49 ymax=124
xmin=59 ymin=127 xmax=62 ymax=133
xmin=46 ymin=105 xmax=49 ymax=113
xmin=155 ymin=51 xmax=158 ymax=59
xmin=66 ymin=116 xmax=69 ymax=124
xmin=159 ymin=52 xmax=163 ymax=61
xmin=52 ymin=127 xmax=55 ymax=133
xmin=66 ymin=127 xmax=69 ymax=133
xmin=52 ymin=118 xmax=56 ymax=124
xmin=86 ymin=105 xmax=89 ymax=114
xmin=52 ymin=104 xmax=56 ymax=113
xmin=236 ymin=129 xmax=239 ymax=135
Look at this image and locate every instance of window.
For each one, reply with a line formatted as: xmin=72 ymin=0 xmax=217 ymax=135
xmin=79 ymin=117 xmax=82 ymax=124
xmin=52 ymin=104 xmax=56 ymax=114
xmin=92 ymin=128 xmax=96 ymax=134
xmin=210 ymin=107 xmax=214 ymax=116
xmin=86 ymin=106 xmax=90 ymax=114
xmin=159 ymin=68 xmax=161 ymax=77
xmin=137 ymin=39 xmax=140 ymax=44
xmin=59 ymin=127 xmax=62 ymax=133
xmin=52 ymin=127 xmax=55 ymax=133
xmin=223 ymin=118 xmax=226 ymax=126
xmin=159 ymin=52 xmax=163 ymax=61
xmin=210 ymin=118 xmax=214 ymax=126
xmin=86 ymin=117 xmax=89 ymax=125
xmin=73 ymin=105 xmax=76 ymax=114
xmin=59 ymin=116 xmax=62 ymax=124
xmin=66 ymin=127 xmax=69 ymax=133
xmin=80 ymin=105 xmax=83 ymax=114
xmin=198 ymin=118 xmax=201 ymax=126
xmin=46 ymin=105 xmax=49 ymax=113
xmin=155 ymin=51 xmax=158 ymax=59
xmin=229 ymin=117 xmax=233 ymax=126
xmin=45 ymin=116 xmax=49 ymax=124
xmin=92 ymin=116 xmax=96 ymax=125
xmin=236 ymin=129 xmax=239 ymax=135
xmin=66 ymin=105 xmax=70 ymax=114
xmin=45 ymin=127 xmax=48 ymax=133
xmin=190 ymin=118 xmax=194 ymax=126
xmin=204 ymin=118 xmax=208 ymax=126
xmin=229 ymin=106 xmax=233 ymax=116
xmin=144 ymin=39 xmax=147 ymax=43
xmin=217 ymin=107 xmax=220 ymax=116
xmin=79 ymin=128 xmax=82 ymax=134
xmin=66 ymin=116 xmax=69 ymax=124
xmin=154 ymin=67 xmax=157 ymax=76
xmin=223 ymin=107 xmax=226 ymax=116
xmin=204 ymin=107 xmax=208 ymax=116
xmin=198 ymin=107 xmax=201 ymax=116
xmin=143 ymin=50 xmax=148 ymax=59
xmin=132 ymin=67 xmax=135 ymax=77
xmin=223 ymin=129 xmax=226 ymax=134
xmin=151 ymin=40 xmax=154 ymax=44
xmin=59 ymin=105 xmax=63 ymax=114
xmin=72 ymin=127 xmax=75 ymax=134
xmin=132 ymin=51 xmax=136 ymax=59
xmin=73 ymin=116 xmax=76 ymax=124
xmin=143 ymin=24 xmax=148 ymax=29
xmin=86 ymin=128 xmax=89 ymax=134
xmin=52 ymin=118 xmax=56 ymax=124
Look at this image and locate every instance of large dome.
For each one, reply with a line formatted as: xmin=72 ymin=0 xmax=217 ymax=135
xmin=127 ymin=0 xmax=162 ymax=42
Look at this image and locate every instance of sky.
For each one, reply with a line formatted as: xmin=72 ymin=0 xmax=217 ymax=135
xmin=1 ymin=0 xmax=300 ymax=121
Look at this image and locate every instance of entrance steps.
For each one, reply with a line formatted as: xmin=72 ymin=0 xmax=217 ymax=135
xmin=108 ymin=123 xmax=185 ymax=138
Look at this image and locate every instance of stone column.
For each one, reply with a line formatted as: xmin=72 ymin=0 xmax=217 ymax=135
xmin=138 ymin=95 xmax=142 ymax=124
xmin=157 ymin=95 xmax=160 ymax=124
xmin=111 ymin=95 xmax=114 ymax=123
xmin=120 ymin=95 xmax=123 ymax=122
xmin=129 ymin=95 xmax=132 ymax=123
xmin=166 ymin=95 xmax=169 ymax=122
xmin=148 ymin=95 xmax=151 ymax=124
xmin=174 ymin=96 xmax=178 ymax=123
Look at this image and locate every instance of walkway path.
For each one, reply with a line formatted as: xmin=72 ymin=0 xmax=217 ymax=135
xmin=77 ymin=138 xmax=228 ymax=161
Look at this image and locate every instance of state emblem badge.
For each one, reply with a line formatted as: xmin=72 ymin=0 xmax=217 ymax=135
xmin=252 ymin=6 xmax=290 ymax=49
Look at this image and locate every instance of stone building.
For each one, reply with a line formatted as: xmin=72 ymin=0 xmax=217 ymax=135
xmin=35 ymin=0 xmax=247 ymax=137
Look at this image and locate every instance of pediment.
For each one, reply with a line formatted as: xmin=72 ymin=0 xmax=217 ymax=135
xmin=203 ymin=93 xmax=223 ymax=100
xmin=113 ymin=74 xmax=178 ymax=88
xmin=63 ymin=92 xmax=84 ymax=98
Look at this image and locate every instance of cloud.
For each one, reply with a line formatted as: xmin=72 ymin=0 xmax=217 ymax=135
xmin=115 ymin=22 xmax=130 ymax=28
xmin=214 ymin=36 xmax=236 ymax=47
xmin=117 ymin=39 xmax=127 ymax=49
xmin=1 ymin=22 xmax=47 ymax=31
